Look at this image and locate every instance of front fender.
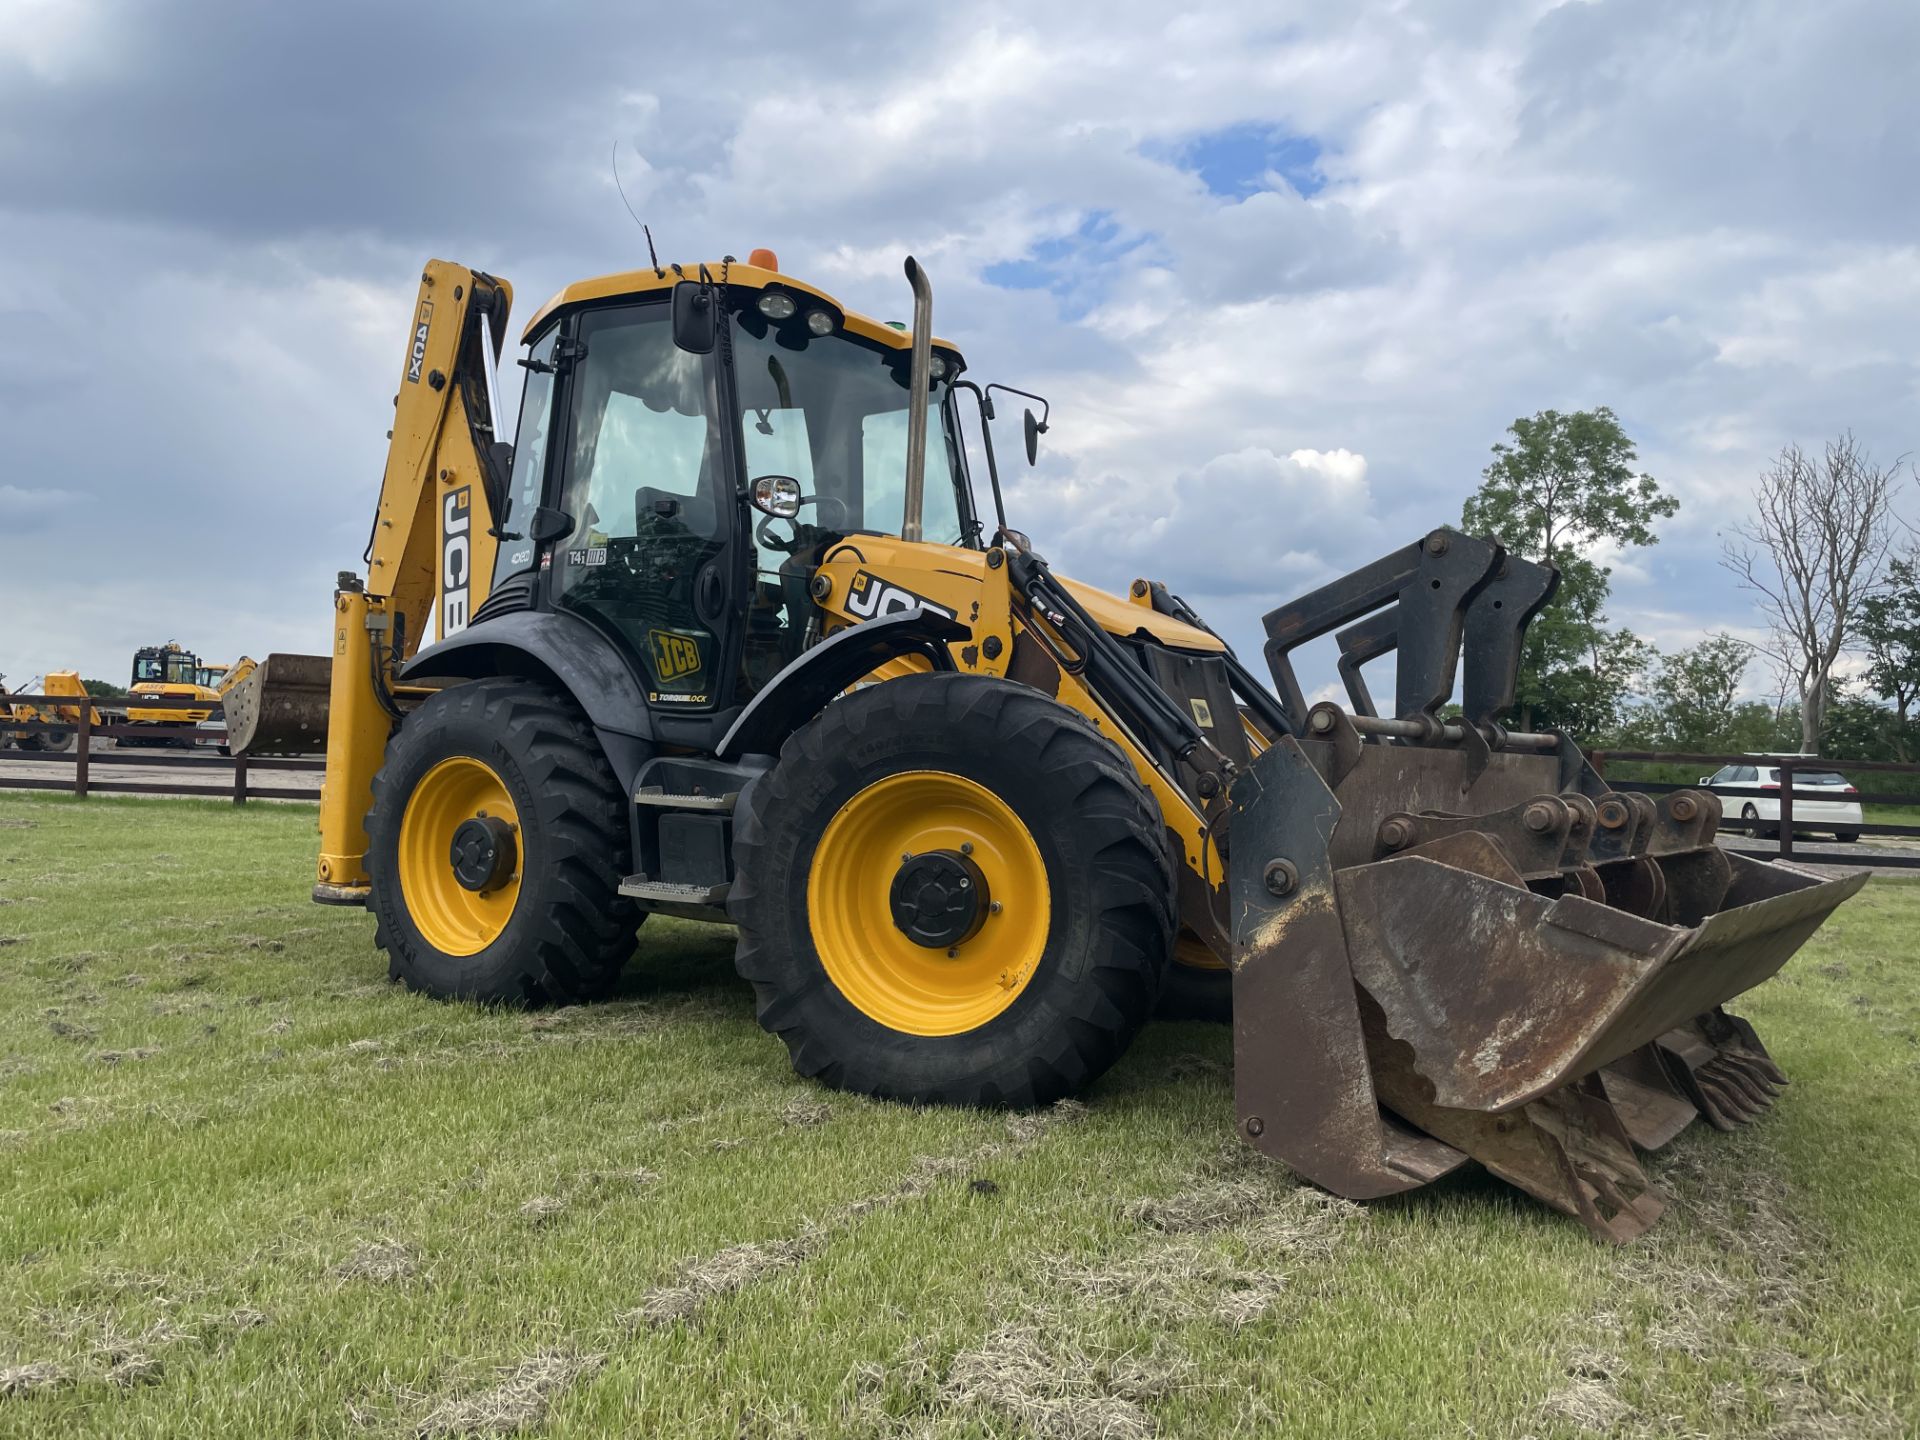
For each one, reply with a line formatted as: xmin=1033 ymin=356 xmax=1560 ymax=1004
xmin=716 ymin=606 xmax=969 ymax=760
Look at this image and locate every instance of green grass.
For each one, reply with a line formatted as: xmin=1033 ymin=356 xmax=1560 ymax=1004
xmin=1 ymin=795 xmax=1916 ymax=1438
xmin=1864 ymin=802 xmax=1920 ymax=830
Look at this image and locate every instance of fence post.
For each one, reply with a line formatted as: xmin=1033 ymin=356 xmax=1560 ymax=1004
xmin=74 ymin=699 xmax=91 ymax=800
xmin=1778 ymin=759 xmax=1794 ymax=861
xmin=232 ymin=751 xmax=249 ymax=806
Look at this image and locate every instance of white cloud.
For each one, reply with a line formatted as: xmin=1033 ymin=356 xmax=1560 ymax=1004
xmin=1 ymin=0 xmax=1914 ymax=694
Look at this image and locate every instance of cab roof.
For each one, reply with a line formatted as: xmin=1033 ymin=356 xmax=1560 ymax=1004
xmin=522 ymin=260 xmax=963 ymax=364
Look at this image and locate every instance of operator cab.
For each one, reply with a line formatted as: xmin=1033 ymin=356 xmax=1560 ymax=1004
xmin=132 ymin=644 xmax=199 ymax=690
xmin=490 ymin=254 xmax=982 ymax=717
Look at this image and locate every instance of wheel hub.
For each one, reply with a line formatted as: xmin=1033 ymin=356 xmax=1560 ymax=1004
xmin=889 ymin=849 xmax=989 ymax=949
xmin=450 ymin=815 xmax=517 ymax=893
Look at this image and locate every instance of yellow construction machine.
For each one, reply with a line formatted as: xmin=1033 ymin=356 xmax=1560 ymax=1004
xmin=230 ymin=251 xmax=1863 ymax=1241
xmin=124 ymin=644 xmax=256 ymax=745
xmin=1 ymin=670 xmax=103 ymax=751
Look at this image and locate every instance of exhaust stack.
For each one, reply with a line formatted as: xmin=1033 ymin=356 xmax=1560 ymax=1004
xmin=901 ymin=256 xmax=932 ymax=544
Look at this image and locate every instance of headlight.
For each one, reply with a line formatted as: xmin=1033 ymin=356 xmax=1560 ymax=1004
xmin=929 ymin=355 xmax=948 ymax=379
xmin=806 ymin=309 xmax=835 ymax=336
xmin=757 ymin=292 xmax=797 ymax=321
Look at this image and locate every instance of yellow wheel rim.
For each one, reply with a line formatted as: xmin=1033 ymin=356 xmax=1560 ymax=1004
xmin=808 ymin=771 xmax=1050 ymax=1037
xmin=397 ymin=756 xmax=522 ymax=956
xmin=1174 ymin=933 xmax=1228 ymax=972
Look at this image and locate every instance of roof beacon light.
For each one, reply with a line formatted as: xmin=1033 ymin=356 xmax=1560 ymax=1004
xmin=748 ymin=247 xmax=779 ymax=270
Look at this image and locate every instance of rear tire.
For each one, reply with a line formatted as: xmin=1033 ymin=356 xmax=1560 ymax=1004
xmin=366 ymin=677 xmax=640 ymax=1006
xmin=1740 ymin=803 xmax=1775 ymax=839
xmin=1833 ymin=828 xmax=1860 ymax=844
xmin=730 ymin=672 xmax=1175 ymax=1107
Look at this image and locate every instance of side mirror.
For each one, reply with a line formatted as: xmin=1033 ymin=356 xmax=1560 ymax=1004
xmin=1697 ymin=776 xmax=1712 ymax=786
xmin=672 ymin=282 xmax=716 ymax=355
xmin=1023 ymin=408 xmax=1046 ymax=466
xmin=750 ymin=474 xmax=802 ymax=519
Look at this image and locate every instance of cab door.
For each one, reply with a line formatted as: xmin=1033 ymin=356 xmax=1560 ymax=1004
xmin=547 ymin=301 xmax=739 ymax=712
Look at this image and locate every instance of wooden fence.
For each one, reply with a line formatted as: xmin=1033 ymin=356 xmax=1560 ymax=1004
xmin=0 ymin=692 xmax=322 ymax=802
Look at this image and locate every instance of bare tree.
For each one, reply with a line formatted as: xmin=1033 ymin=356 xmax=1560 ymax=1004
xmin=1721 ymin=432 xmax=1902 ymax=752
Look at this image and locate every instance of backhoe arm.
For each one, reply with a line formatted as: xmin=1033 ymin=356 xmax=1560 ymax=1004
xmin=228 ymin=259 xmax=515 ymax=901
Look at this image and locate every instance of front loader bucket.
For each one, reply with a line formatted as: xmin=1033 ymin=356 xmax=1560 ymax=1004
xmin=224 ymin=653 xmax=331 ymax=757
xmin=1228 ymin=733 xmax=1864 ymax=1242
xmin=1225 ymin=529 xmax=1865 ymax=1241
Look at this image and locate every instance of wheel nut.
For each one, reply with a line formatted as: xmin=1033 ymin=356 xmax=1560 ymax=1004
xmin=1523 ymin=802 xmax=1557 ymax=834
xmin=1379 ymin=817 xmax=1414 ymax=850
xmin=1263 ymin=858 xmax=1298 ymax=897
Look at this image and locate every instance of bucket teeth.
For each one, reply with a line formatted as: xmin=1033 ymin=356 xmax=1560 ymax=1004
xmin=1653 ymin=1009 xmax=1787 ymax=1131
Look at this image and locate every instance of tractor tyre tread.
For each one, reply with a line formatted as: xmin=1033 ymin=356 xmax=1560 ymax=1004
xmin=366 ymin=677 xmax=639 ymax=1006
xmin=730 ymin=671 xmax=1175 ymax=1109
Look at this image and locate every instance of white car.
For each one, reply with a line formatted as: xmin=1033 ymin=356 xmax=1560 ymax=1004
xmin=1697 ymin=761 xmax=1863 ymax=842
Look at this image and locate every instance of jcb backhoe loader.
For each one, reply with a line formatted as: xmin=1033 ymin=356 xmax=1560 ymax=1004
xmin=229 ymin=251 xmax=1861 ymax=1241
xmin=2 ymin=670 xmax=103 ymax=752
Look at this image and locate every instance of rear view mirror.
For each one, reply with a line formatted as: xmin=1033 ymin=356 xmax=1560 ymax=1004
xmin=672 ymin=282 xmax=716 ymax=355
xmin=1023 ymin=407 xmax=1046 ymax=466
xmin=750 ymin=474 xmax=802 ymax=519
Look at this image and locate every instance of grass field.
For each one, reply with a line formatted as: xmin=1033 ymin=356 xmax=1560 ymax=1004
xmin=2 ymin=796 xmax=1917 ymax=1438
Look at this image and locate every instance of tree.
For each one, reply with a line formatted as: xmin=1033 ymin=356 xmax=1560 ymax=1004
xmin=1721 ymin=433 xmax=1902 ymax=753
xmin=1462 ymin=407 xmax=1677 ymax=738
xmin=1643 ymin=633 xmax=1754 ymax=751
xmin=1859 ymin=550 xmax=1920 ymax=758
xmin=81 ymin=678 xmax=127 ymax=699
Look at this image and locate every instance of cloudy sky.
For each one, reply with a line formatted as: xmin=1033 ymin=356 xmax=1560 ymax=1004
xmin=2 ymin=0 xmax=1915 ymax=697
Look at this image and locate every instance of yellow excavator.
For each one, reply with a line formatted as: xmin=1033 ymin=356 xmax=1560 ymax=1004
xmin=229 ymin=250 xmax=1862 ymax=1241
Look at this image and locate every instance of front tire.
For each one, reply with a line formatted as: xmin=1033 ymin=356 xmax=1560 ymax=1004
xmin=730 ymin=673 xmax=1175 ymax=1107
xmin=366 ymin=678 xmax=640 ymax=1005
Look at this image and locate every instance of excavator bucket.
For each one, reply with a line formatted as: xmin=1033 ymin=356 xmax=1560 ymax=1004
xmin=1228 ymin=532 xmax=1865 ymax=1241
xmin=224 ymin=653 xmax=331 ymax=757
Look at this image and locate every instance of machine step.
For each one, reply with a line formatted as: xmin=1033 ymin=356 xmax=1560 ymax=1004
xmin=631 ymin=787 xmax=737 ymax=812
xmin=619 ymin=875 xmax=731 ymax=905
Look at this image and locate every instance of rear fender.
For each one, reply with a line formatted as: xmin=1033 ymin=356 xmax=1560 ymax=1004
xmin=402 ymin=610 xmax=654 ymax=788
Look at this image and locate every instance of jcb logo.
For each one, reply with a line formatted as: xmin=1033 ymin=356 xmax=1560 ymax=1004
xmin=405 ymin=299 xmax=434 ymax=384
xmin=651 ymin=630 xmax=703 ymax=683
xmin=441 ymin=486 xmax=471 ymax=638
xmin=845 ymin=570 xmax=956 ymax=622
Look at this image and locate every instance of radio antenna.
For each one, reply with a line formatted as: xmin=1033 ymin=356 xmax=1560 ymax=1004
xmin=611 ymin=140 xmax=665 ymax=278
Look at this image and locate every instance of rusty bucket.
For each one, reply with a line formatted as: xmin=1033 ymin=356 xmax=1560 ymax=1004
xmin=1228 ymin=723 xmax=1864 ymax=1242
xmin=224 ymin=653 xmax=332 ymax=758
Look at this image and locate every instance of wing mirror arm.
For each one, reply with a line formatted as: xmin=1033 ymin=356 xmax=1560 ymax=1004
xmin=985 ymin=383 xmax=1050 ymax=466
